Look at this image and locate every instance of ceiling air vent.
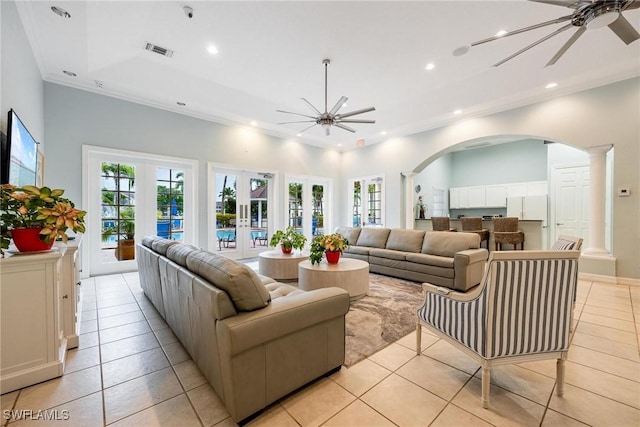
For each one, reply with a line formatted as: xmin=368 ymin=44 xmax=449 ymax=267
xmin=144 ymin=42 xmax=174 ymax=58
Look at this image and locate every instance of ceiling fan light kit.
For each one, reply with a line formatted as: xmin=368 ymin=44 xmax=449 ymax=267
xmin=471 ymin=0 xmax=639 ymax=67
xmin=277 ymin=59 xmax=376 ymax=136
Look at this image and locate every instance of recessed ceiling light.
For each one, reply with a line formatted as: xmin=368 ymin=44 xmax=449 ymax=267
xmin=176 ymin=102 xmax=186 ymax=106
xmin=250 ymin=121 xmax=257 ymax=126
xmin=337 ymin=143 xmax=342 ymax=147
xmin=95 ymin=80 xmax=104 ymax=88
xmin=63 ymin=70 xmax=76 ymax=77
xmin=380 ymin=131 xmax=387 ymax=135
xmin=51 ymin=6 xmax=71 ymax=18
xmin=495 ymin=30 xmax=508 ymax=37
xmin=453 ymin=109 xmax=462 ymax=115
xmin=545 ymin=82 xmax=558 ymax=89
xmin=425 ymin=63 xmax=435 ymax=71
xmin=452 ymin=45 xmax=470 ymax=57
xmin=207 ymin=45 xmax=219 ymax=55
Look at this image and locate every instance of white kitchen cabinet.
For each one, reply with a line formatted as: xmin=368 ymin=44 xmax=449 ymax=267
xmin=449 ymin=188 xmax=459 ymax=209
xmin=526 ymin=181 xmax=548 ymax=196
xmin=458 ymin=187 xmax=468 ymax=208
xmin=506 ymin=183 xmax=527 ymax=197
xmin=485 ymin=185 xmax=507 ymax=207
xmin=1 ymin=249 xmax=67 ymax=394
xmin=467 ymin=187 xmax=486 ymax=207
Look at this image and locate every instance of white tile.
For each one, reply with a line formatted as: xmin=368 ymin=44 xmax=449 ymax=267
xmin=281 ymin=378 xmax=356 ymax=426
xmin=99 ymin=320 xmax=152 ymax=344
xmin=323 ymin=400 xmax=395 ymax=427
xmin=368 ymin=343 xmax=416 ymax=371
xmin=97 ymin=310 xmax=146 ymax=330
xmin=396 ymin=355 xmax=472 ymax=401
xmin=331 ymin=359 xmax=391 ymax=397
xmin=187 ymin=383 xmax=230 ymax=426
xmin=109 ymin=394 xmax=201 ymax=427
xmin=103 ymin=367 xmax=183 ymax=424
xmin=430 ymin=404 xmax=494 ymax=427
xmin=246 ymin=404 xmax=299 ymax=427
xmin=64 ymin=346 xmax=101 ymax=374
xmin=173 ymin=360 xmax=207 ymax=391
xmin=102 ymin=347 xmax=170 ymax=389
xmin=9 ymin=391 xmax=103 ymax=427
xmin=100 ymin=331 xmax=160 ymax=363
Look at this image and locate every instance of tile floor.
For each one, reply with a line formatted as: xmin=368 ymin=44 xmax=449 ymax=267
xmin=1 ymin=272 xmax=639 ymax=426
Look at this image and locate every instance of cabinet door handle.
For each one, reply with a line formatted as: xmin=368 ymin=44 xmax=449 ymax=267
xmin=77 ymin=281 xmax=82 ymax=286
xmin=556 ymin=223 xmax=564 ymax=226
xmin=62 ymin=294 xmax=69 ymax=299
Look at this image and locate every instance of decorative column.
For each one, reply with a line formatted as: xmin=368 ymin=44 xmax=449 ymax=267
xmin=402 ymin=172 xmax=417 ymax=229
xmin=583 ymin=145 xmax=611 ymax=256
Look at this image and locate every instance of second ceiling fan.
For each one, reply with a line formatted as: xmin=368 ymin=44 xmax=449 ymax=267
xmin=277 ymin=59 xmax=376 ymax=136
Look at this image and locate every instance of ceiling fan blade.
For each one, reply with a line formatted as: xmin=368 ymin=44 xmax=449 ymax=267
xmin=336 ymin=107 xmax=376 ymax=119
xmin=623 ymin=0 xmax=640 ymax=11
xmin=301 ymin=98 xmax=322 ymax=116
xmin=336 ymin=119 xmax=376 ymax=124
xmin=546 ymin=26 xmax=586 ymax=66
xmin=334 ymin=123 xmax=356 ymax=133
xmin=297 ymin=123 xmax=318 ymax=134
xmin=493 ymin=22 xmax=573 ymax=67
xmin=276 ymin=109 xmax=317 ymax=120
xmin=608 ymin=14 xmax=640 ymax=45
xmin=328 ymin=96 xmax=348 ymax=116
xmin=529 ymin=0 xmax=581 ymax=8
xmin=278 ymin=120 xmax=316 ymax=125
xmin=472 ymin=14 xmax=573 ymax=46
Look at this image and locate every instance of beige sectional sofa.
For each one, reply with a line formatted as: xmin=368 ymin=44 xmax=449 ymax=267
xmin=335 ymin=227 xmax=488 ymax=291
xmin=137 ymin=237 xmax=350 ymax=423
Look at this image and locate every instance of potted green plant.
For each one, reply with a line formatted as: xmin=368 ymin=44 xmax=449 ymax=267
xmin=102 ymin=207 xmax=136 ymax=260
xmin=1 ymin=184 xmax=86 ymax=254
xmin=269 ymin=226 xmax=307 ymax=254
xmin=309 ymin=233 xmax=349 ymax=265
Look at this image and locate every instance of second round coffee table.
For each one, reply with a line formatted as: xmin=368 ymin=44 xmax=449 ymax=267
xmin=298 ymin=258 xmax=369 ymax=299
xmin=258 ymin=250 xmax=309 ymax=281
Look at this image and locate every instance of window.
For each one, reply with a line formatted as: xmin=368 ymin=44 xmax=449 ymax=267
xmin=100 ymin=162 xmax=136 ymax=262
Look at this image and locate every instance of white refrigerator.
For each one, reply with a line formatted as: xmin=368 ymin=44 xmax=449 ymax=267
xmin=506 ymin=195 xmax=548 ymax=225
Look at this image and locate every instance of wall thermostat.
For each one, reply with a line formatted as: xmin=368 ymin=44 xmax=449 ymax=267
xmin=617 ymin=187 xmax=631 ymax=197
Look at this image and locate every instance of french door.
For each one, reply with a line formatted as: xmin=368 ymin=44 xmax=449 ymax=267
xmin=84 ymin=146 xmax=197 ymax=276
xmin=210 ymin=166 xmax=275 ymax=259
xmin=285 ymin=175 xmax=332 ymax=242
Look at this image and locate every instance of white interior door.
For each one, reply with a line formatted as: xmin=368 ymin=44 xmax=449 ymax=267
xmin=211 ymin=167 xmax=274 ymax=259
xmin=551 ymin=165 xmax=590 ymax=245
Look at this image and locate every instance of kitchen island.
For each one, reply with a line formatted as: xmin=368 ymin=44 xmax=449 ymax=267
xmin=415 ymin=218 xmax=547 ymax=250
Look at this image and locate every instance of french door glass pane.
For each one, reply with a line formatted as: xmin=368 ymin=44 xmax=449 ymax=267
xmin=288 ymin=182 xmax=303 ymax=232
xmin=100 ymin=162 xmax=136 ymax=263
xmin=156 ymin=168 xmax=184 ymax=241
xmin=312 ymin=184 xmax=325 ymax=236
xmin=352 ymin=181 xmax=362 ymax=227
xmin=367 ymin=181 xmax=382 ymax=225
xmin=249 ymin=178 xmax=269 ymax=248
xmin=216 ymin=173 xmax=237 ymax=252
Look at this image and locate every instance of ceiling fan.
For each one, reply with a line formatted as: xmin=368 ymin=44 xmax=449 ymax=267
xmin=472 ymin=0 xmax=640 ymax=67
xmin=277 ymin=59 xmax=375 ymax=136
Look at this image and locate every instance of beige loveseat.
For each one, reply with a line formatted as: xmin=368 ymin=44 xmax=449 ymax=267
xmin=137 ymin=237 xmax=350 ymax=423
xmin=335 ymin=227 xmax=488 ymax=291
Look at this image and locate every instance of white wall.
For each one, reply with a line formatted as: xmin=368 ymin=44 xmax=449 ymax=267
xmin=0 ymin=1 xmax=44 ymax=144
xmin=342 ymin=78 xmax=640 ymax=279
xmin=43 ymin=83 xmax=340 ymax=249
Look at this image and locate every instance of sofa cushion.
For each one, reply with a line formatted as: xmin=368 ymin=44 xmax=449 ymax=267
xmin=386 ymin=229 xmax=425 ymax=253
xmin=345 ymin=246 xmax=370 ymax=255
xmin=406 ymin=252 xmax=454 ymax=268
xmin=166 ymin=244 xmax=200 ymax=267
xmin=355 ymin=228 xmax=391 ymax=248
xmin=151 ymin=238 xmax=180 ymax=256
xmin=186 ymin=251 xmax=271 ymax=311
xmin=369 ymin=248 xmax=408 ymax=261
xmin=334 ymin=227 xmax=361 ymax=247
xmin=421 ymin=231 xmax=479 ymax=257
xmin=141 ymin=236 xmax=156 ymax=249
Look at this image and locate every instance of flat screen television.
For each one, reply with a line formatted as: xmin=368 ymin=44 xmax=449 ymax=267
xmin=1 ymin=109 xmax=38 ymax=186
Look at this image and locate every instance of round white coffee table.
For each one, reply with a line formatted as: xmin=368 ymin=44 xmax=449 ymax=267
xmin=258 ymin=250 xmax=309 ymax=281
xmin=298 ymin=258 xmax=369 ymax=299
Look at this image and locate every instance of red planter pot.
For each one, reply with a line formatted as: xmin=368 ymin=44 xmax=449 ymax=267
xmin=280 ymin=244 xmax=293 ymax=254
xmin=325 ymin=250 xmax=341 ymax=264
xmin=11 ymin=228 xmax=55 ymax=252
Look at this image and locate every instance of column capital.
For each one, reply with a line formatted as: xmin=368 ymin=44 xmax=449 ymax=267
xmin=585 ymin=145 xmax=612 ymax=156
xmin=401 ymin=171 xmax=418 ymax=178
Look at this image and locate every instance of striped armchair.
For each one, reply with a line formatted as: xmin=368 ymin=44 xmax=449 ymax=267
xmin=416 ymin=250 xmax=580 ymax=408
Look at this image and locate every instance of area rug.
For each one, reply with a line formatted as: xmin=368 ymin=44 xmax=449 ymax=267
xmin=343 ymin=273 xmax=424 ymax=367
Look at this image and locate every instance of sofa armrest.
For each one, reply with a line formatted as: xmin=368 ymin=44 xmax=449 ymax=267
xmin=218 ymin=287 xmax=350 ymax=356
xmin=453 ymin=248 xmax=488 ymax=291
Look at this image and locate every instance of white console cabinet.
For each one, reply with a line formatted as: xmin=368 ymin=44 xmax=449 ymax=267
xmin=0 ymin=249 xmax=68 ymax=393
xmin=57 ymin=239 xmax=83 ymax=349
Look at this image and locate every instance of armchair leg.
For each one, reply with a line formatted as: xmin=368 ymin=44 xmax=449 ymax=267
xmin=556 ymin=358 xmax=565 ymax=397
xmin=481 ymin=367 xmax=490 ymax=408
xmin=416 ymin=321 xmax=422 ymax=355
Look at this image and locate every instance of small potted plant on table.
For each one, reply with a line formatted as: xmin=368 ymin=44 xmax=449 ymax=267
xmin=309 ymin=233 xmax=349 ymax=265
xmin=269 ymin=226 xmax=307 ymax=254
